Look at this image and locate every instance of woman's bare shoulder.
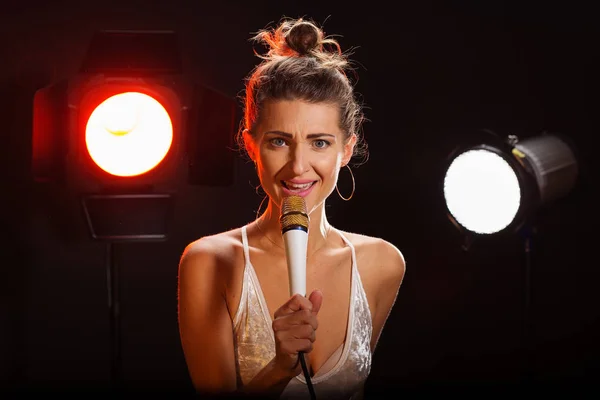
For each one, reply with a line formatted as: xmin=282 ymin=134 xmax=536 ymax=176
xmin=182 ymin=228 xmax=243 ymax=258
xmin=337 ymin=230 xmax=404 ymax=257
xmin=336 ymin=229 xmax=406 ymax=281
xmin=179 ymin=227 xmax=246 ymax=279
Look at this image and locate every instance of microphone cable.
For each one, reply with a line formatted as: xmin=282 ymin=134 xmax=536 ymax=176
xmin=298 ymin=352 xmax=316 ymax=400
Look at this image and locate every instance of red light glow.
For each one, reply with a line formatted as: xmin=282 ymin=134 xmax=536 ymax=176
xmin=85 ymin=92 xmax=173 ymax=177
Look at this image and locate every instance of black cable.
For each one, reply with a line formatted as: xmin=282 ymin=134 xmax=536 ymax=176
xmin=298 ymin=352 xmax=316 ymax=400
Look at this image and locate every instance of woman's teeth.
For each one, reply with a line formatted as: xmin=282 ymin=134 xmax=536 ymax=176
xmin=283 ymin=181 xmax=314 ymax=190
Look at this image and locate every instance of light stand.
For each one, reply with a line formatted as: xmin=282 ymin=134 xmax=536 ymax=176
xmin=105 ymin=241 xmax=122 ymax=390
xmin=82 ymin=194 xmax=173 ymax=391
xmin=519 ymin=223 xmax=535 ymax=385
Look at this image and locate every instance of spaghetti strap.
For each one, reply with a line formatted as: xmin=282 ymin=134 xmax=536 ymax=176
xmin=241 ymin=225 xmax=251 ymax=263
xmin=232 ymin=226 xmax=251 ymax=328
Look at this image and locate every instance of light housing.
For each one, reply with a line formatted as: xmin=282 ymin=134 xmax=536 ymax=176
xmin=31 ymin=30 xmax=236 ymax=241
xmin=442 ymin=130 xmax=579 ymax=240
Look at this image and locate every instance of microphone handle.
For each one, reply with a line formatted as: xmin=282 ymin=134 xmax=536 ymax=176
xmin=281 ymin=227 xmax=316 ymax=399
xmin=283 ymin=228 xmax=308 ymax=297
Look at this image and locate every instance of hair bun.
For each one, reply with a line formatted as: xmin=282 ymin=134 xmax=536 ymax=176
xmin=285 ymin=21 xmax=321 ymax=55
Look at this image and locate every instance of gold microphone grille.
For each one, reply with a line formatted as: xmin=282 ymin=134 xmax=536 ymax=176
xmin=281 ymin=195 xmax=307 ymax=215
xmin=280 ymin=195 xmax=309 ymax=230
xmin=281 ymin=213 xmax=309 ymax=229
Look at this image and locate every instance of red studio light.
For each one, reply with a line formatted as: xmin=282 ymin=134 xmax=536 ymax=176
xmin=85 ymin=91 xmax=173 ymax=177
xmin=32 ymin=30 xmax=236 ymax=241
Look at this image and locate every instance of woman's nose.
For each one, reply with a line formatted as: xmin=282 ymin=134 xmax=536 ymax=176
xmin=289 ymin=144 xmax=309 ymax=175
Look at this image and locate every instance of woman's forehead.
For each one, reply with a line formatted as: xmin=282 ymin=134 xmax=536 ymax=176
xmin=257 ymin=99 xmax=342 ymax=135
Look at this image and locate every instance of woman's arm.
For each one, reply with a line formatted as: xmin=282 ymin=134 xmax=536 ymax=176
xmin=178 ymin=238 xmax=238 ymax=393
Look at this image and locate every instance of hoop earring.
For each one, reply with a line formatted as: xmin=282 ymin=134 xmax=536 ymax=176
xmin=255 ymin=193 xmax=268 ymax=220
xmin=254 ymin=182 xmax=265 ymax=197
xmin=335 ymin=165 xmax=355 ymax=201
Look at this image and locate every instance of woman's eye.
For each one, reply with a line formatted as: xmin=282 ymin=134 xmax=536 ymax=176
xmin=270 ymin=138 xmax=286 ymax=147
xmin=314 ymin=140 xmax=330 ymax=149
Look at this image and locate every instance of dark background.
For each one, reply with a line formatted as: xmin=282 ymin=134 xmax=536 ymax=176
xmin=1 ymin=0 xmax=598 ymax=398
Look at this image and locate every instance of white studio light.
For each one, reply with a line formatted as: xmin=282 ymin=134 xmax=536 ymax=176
xmin=444 ymin=149 xmax=522 ymax=234
xmin=443 ymin=132 xmax=579 ymax=236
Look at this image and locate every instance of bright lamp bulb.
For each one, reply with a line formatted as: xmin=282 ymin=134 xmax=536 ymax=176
xmin=85 ymin=92 xmax=173 ymax=177
xmin=444 ymin=149 xmax=522 ymax=234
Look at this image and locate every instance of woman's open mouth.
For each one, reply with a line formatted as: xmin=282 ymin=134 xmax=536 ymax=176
xmin=281 ymin=180 xmax=317 ymax=197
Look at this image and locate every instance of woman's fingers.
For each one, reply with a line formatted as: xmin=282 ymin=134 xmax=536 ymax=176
xmin=274 ymin=323 xmax=316 ymax=342
xmin=278 ymin=338 xmax=314 ymax=355
xmin=308 ymin=289 xmax=323 ymax=315
xmin=271 ymin=291 xmax=323 ymax=373
xmin=274 ymin=293 xmax=313 ymax=319
xmin=272 ymin=309 xmax=318 ymax=331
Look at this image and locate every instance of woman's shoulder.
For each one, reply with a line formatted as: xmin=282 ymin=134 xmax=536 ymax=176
xmin=179 ymin=226 xmax=246 ymax=276
xmin=178 ymin=227 xmax=249 ymax=326
xmin=336 ymin=229 xmax=406 ymax=279
xmin=337 ymin=229 xmax=404 ymax=260
xmin=183 ymin=227 xmax=243 ymax=254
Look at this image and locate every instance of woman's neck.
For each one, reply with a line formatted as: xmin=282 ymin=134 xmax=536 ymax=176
xmin=256 ymin=199 xmax=331 ymax=255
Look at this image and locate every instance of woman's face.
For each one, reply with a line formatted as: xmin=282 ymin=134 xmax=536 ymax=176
xmin=247 ymin=99 xmax=355 ymax=214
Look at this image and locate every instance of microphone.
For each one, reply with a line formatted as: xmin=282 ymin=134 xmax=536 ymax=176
xmin=279 ymin=195 xmax=309 ymax=297
xmin=279 ymin=195 xmax=317 ymax=399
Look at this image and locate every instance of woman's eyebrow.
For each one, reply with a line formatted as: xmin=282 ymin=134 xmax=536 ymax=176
xmin=264 ymin=131 xmax=336 ymax=139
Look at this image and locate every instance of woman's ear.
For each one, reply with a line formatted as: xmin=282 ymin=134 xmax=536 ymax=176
xmin=342 ymin=134 xmax=357 ymax=166
xmin=242 ymin=129 xmax=256 ymax=162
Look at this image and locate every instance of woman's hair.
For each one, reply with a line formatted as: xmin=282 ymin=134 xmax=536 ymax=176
xmin=238 ymin=17 xmax=368 ymax=164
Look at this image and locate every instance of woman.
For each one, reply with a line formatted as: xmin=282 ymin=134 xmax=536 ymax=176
xmin=178 ymin=17 xmax=405 ymax=399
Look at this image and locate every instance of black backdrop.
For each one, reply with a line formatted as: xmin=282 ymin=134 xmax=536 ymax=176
xmin=1 ymin=0 xmax=598 ymax=397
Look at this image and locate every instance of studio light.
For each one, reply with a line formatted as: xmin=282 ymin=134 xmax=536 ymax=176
xmin=32 ymin=30 xmax=236 ymax=241
xmin=442 ymin=130 xmax=579 ymax=239
xmin=30 ymin=30 xmax=238 ymax=390
xmin=85 ymin=91 xmax=174 ymax=178
xmin=442 ymin=129 xmax=580 ymax=383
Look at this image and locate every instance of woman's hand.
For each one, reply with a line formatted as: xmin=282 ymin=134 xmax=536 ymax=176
xmin=271 ymin=289 xmax=323 ymax=377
